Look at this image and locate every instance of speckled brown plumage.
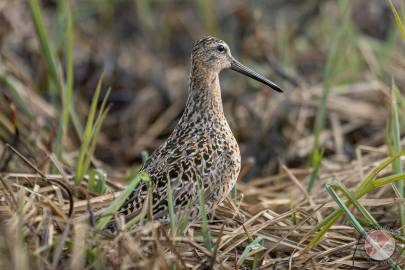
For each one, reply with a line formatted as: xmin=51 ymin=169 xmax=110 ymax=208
xmin=115 ymin=36 xmax=282 ymax=226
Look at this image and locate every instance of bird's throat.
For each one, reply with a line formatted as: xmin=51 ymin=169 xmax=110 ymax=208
xmin=186 ymin=71 xmax=225 ymax=120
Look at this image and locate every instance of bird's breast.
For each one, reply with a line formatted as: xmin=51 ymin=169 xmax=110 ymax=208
xmin=209 ymin=119 xmax=241 ymax=173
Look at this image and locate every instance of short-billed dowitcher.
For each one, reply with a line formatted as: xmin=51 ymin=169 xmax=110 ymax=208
xmin=116 ymin=36 xmax=282 ymax=226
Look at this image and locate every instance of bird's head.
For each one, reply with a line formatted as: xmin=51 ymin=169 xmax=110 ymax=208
xmin=191 ymin=36 xmax=283 ymax=93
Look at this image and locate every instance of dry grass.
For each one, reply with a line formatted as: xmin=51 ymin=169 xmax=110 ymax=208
xmin=1 ymin=147 xmax=405 ymax=269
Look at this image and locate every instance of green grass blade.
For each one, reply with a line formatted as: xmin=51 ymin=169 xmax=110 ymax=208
xmin=96 ymin=172 xmax=150 ymax=230
xmin=307 ymin=0 xmax=351 ymax=192
xmin=70 ymin=108 xmax=84 ymax=139
xmin=61 ymin=0 xmax=82 ymax=140
xmin=307 ymin=148 xmax=323 ymax=192
xmin=374 ymin=173 xmax=405 ymax=188
xmin=197 ymin=0 xmax=219 ymax=35
xmin=307 ymin=150 xmax=405 ymax=249
xmin=231 ymin=184 xmax=237 ymax=203
xmin=176 ymin=201 xmax=192 ymax=236
xmin=122 ymin=175 xmax=153 ymax=230
xmin=137 ymin=0 xmax=152 ymax=31
xmin=122 ymin=212 xmax=145 ymax=231
xmin=28 ymin=0 xmax=61 ymax=90
xmin=62 ymin=0 xmax=75 ymax=144
xmin=325 ymin=184 xmax=366 ymax=235
xmin=88 ymin=169 xmax=107 ymax=194
xmin=74 ymin=75 xmax=105 ymax=185
xmin=387 ymin=0 xmax=405 ymax=41
xmin=388 ymin=82 xmax=405 ymax=231
xmin=28 ymin=0 xmax=67 ymax=161
xmin=326 ymin=184 xmax=402 ymax=270
xmin=80 ymin=93 xmax=111 ymax=184
xmin=196 ymin=176 xmax=213 ymax=251
xmin=0 ymin=75 xmax=33 ymax=117
xmin=88 ymin=169 xmax=97 ymax=193
xmin=166 ymin=174 xmax=177 ymax=237
xmin=334 ymin=182 xmax=380 ymax=228
xmin=290 ymin=202 xmax=297 ymax=225
xmin=141 ymin=150 xmax=149 ymax=165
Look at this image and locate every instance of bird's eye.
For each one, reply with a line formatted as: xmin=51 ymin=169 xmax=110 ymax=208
xmin=217 ymin=45 xmax=225 ymax=52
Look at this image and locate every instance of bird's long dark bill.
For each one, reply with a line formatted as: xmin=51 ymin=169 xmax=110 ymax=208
xmin=230 ymin=59 xmax=283 ymax=93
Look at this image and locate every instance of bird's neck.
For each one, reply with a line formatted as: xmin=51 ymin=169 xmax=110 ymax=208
xmin=183 ymin=69 xmax=225 ymax=121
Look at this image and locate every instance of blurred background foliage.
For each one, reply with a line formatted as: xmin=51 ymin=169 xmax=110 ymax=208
xmin=0 ymin=0 xmax=404 ymax=180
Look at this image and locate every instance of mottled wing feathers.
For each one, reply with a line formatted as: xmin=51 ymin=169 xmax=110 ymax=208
xmin=118 ymin=134 xmax=222 ymax=222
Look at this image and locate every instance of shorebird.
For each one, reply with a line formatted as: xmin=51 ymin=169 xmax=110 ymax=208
xmin=116 ymin=36 xmax=282 ymax=226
